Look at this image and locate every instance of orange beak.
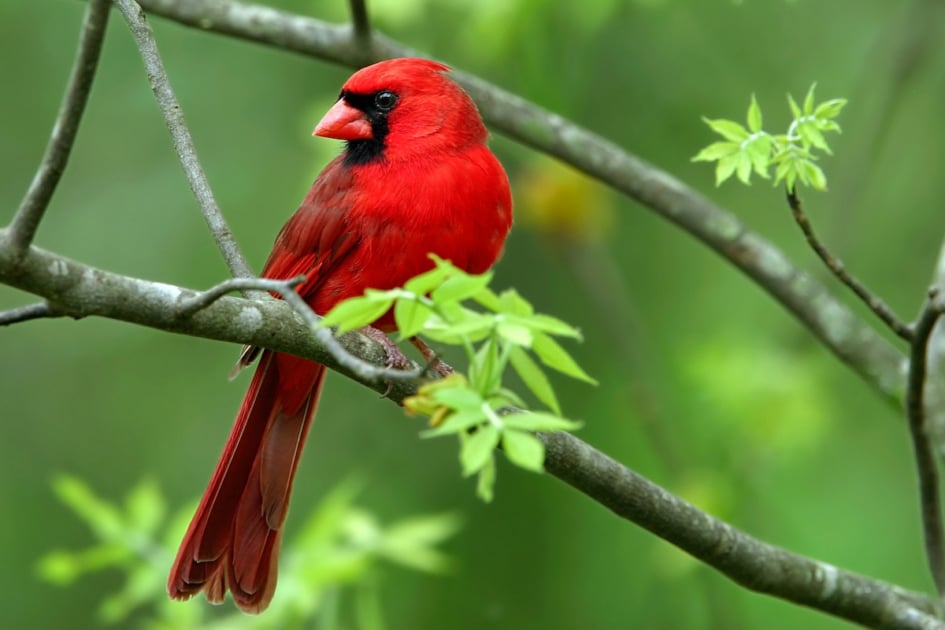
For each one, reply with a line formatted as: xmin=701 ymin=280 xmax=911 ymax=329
xmin=313 ymin=99 xmax=373 ymax=140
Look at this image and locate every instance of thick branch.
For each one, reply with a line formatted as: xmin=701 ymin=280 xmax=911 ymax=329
xmin=122 ymin=0 xmax=908 ymax=405
xmin=112 ymin=0 xmax=255 ymax=283
xmin=181 ymin=276 xmax=424 ymax=383
xmin=0 ymin=230 xmax=420 ymax=400
xmin=0 ymin=233 xmax=940 ymax=628
xmin=542 ymin=431 xmax=945 ymax=629
xmin=906 ymin=290 xmax=945 ymax=596
xmin=787 ymin=190 xmax=913 ymax=342
xmin=8 ymin=0 xmax=109 ymax=256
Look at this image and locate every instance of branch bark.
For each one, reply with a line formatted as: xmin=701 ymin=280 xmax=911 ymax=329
xmin=787 ymin=190 xmax=913 ymax=342
xmin=907 ymin=290 xmax=945 ymax=596
xmin=0 ymin=231 xmax=940 ymax=629
xmin=117 ymin=0 xmax=909 ymax=406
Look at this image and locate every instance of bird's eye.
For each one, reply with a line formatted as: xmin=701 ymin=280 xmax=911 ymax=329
xmin=374 ymin=91 xmax=398 ymax=112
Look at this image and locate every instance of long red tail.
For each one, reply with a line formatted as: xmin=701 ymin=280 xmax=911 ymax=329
xmin=168 ymin=351 xmax=326 ymax=613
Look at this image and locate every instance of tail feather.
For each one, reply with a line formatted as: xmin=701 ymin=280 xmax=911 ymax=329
xmin=168 ymin=351 xmax=326 ymax=613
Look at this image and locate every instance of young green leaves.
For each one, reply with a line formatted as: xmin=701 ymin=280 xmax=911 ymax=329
xmin=693 ymin=84 xmax=846 ymax=192
xmin=319 ymin=256 xmax=591 ymax=501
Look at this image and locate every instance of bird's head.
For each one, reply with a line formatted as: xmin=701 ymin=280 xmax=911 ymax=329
xmin=313 ymin=58 xmax=487 ymax=165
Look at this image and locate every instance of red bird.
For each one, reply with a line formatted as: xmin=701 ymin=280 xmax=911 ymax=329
xmin=167 ymin=58 xmax=512 ymax=613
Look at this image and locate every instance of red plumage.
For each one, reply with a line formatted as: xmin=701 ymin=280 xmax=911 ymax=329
xmin=167 ymin=58 xmax=512 ymax=613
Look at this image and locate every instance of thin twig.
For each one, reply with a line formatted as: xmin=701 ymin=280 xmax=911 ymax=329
xmin=8 ymin=0 xmax=109 ymax=257
xmin=112 ymin=0 xmax=257 ymax=288
xmin=348 ymin=0 xmax=371 ymax=42
xmin=905 ymin=288 xmax=945 ymax=597
xmin=177 ymin=276 xmax=305 ymax=316
xmin=787 ymin=189 xmax=914 ymax=342
xmin=0 ymin=302 xmax=60 ymax=326
xmin=179 ymin=275 xmax=424 ymax=383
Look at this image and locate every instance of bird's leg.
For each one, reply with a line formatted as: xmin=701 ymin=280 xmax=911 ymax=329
xmin=409 ymin=336 xmax=454 ymax=377
xmin=360 ymin=326 xmax=412 ymax=370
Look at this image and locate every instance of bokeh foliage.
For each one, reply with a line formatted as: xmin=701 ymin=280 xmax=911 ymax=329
xmin=3 ymin=0 xmax=945 ymax=628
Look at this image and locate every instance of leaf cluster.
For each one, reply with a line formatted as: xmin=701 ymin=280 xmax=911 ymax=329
xmin=693 ymin=85 xmax=846 ymax=192
xmin=36 ymin=476 xmax=459 ymax=629
xmin=319 ymin=256 xmax=593 ymax=501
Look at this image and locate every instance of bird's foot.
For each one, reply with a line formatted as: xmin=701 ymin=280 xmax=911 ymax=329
xmin=360 ymin=326 xmax=413 ymax=371
xmin=410 ymin=336 xmax=454 ymax=378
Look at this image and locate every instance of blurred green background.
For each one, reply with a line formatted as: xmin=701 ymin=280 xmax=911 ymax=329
xmin=3 ymin=0 xmax=945 ymax=628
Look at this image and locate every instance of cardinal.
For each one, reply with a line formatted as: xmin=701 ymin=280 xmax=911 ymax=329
xmin=167 ymin=58 xmax=512 ymax=613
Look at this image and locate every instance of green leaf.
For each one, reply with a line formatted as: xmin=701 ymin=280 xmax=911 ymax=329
xmin=423 ymin=311 xmax=495 ymax=344
xmin=702 ymin=117 xmax=750 ymax=142
xmin=403 ymin=264 xmax=450 ymax=296
xmin=804 ymin=160 xmax=828 ymax=191
xmin=692 ymin=141 xmax=739 ymax=163
xmin=472 ymin=287 xmax=502 ymax=312
xmin=394 ymin=298 xmax=433 ymax=339
xmin=124 ymin=477 xmax=164 ymax=536
xmin=420 ymin=409 xmax=488 ymax=437
xmin=502 ymin=412 xmax=583 ymax=433
xmin=384 ymin=512 xmax=463 ymax=547
xmin=818 ymin=119 xmax=841 ymax=133
xmin=797 ymin=121 xmax=830 ymax=153
xmin=531 ymin=331 xmax=597 ymax=384
xmin=787 ymin=93 xmax=802 ymax=120
xmin=774 ymin=156 xmax=799 ymax=192
xmin=496 ymin=321 xmax=534 ymax=347
xmin=470 ymin=339 xmax=503 ymax=395
xmin=502 ymin=430 xmax=545 ymax=472
xmin=715 ymin=153 xmax=739 ymax=186
xmin=735 ymin=151 xmax=753 ymax=184
xmin=319 ymin=293 xmax=393 ymax=333
xmin=803 ymin=83 xmax=816 ymax=116
xmin=491 ymin=387 xmax=528 ymax=409
xmin=294 ymin=478 xmax=364 ymax=548
xmin=380 ymin=512 xmax=462 ymax=573
xmin=431 ymin=271 xmax=493 ymax=304
xmin=745 ymin=135 xmax=772 ymax=178
xmin=814 ymin=98 xmax=847 ymax=120
xmin=430 ymin=386 xmax=484 ymax=411
xmin=476 ymin=457 xmax=496 ymax=502
xmin=498 ymin=289 xmax=534 ymax=316
xmin=461 ymin=425 xmax=501 ymax=476
xmin=507 ymin=313 xmax=582 ymax=339
xmin=746 ymin=94 xmax=762 ymax=133
xmin=509 ymin=346 xmax=560 ymax=414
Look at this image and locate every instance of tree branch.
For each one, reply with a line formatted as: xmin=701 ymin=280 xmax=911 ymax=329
xmin=180 ymin=275 xmax=425 ymax=383
xmin=8 ymin=0 xmax=109 ymax=257
xmin=542 ymin=430 xmax=945 ymax=629
xmin=117 ymin=0 xmax=909 ymax=406
xmin=921 ymin=213 xmax=945 ymax=452
xmin=786 ymin=190 xmax=914 ymax=342
xmin=906 ymin=289 xmax=945 ymax=597
xmin=112 ymin=0 xmax=256 ymax=284
xmin=348 ymin=0 xmax=371 ymax=43
xmin=0 ymin=232 xmax=422 ymax=400
xmin=0 ymin=233 xmax=940 ymax=628
xmin=0 ymin=301 xmax=60 ymax=326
